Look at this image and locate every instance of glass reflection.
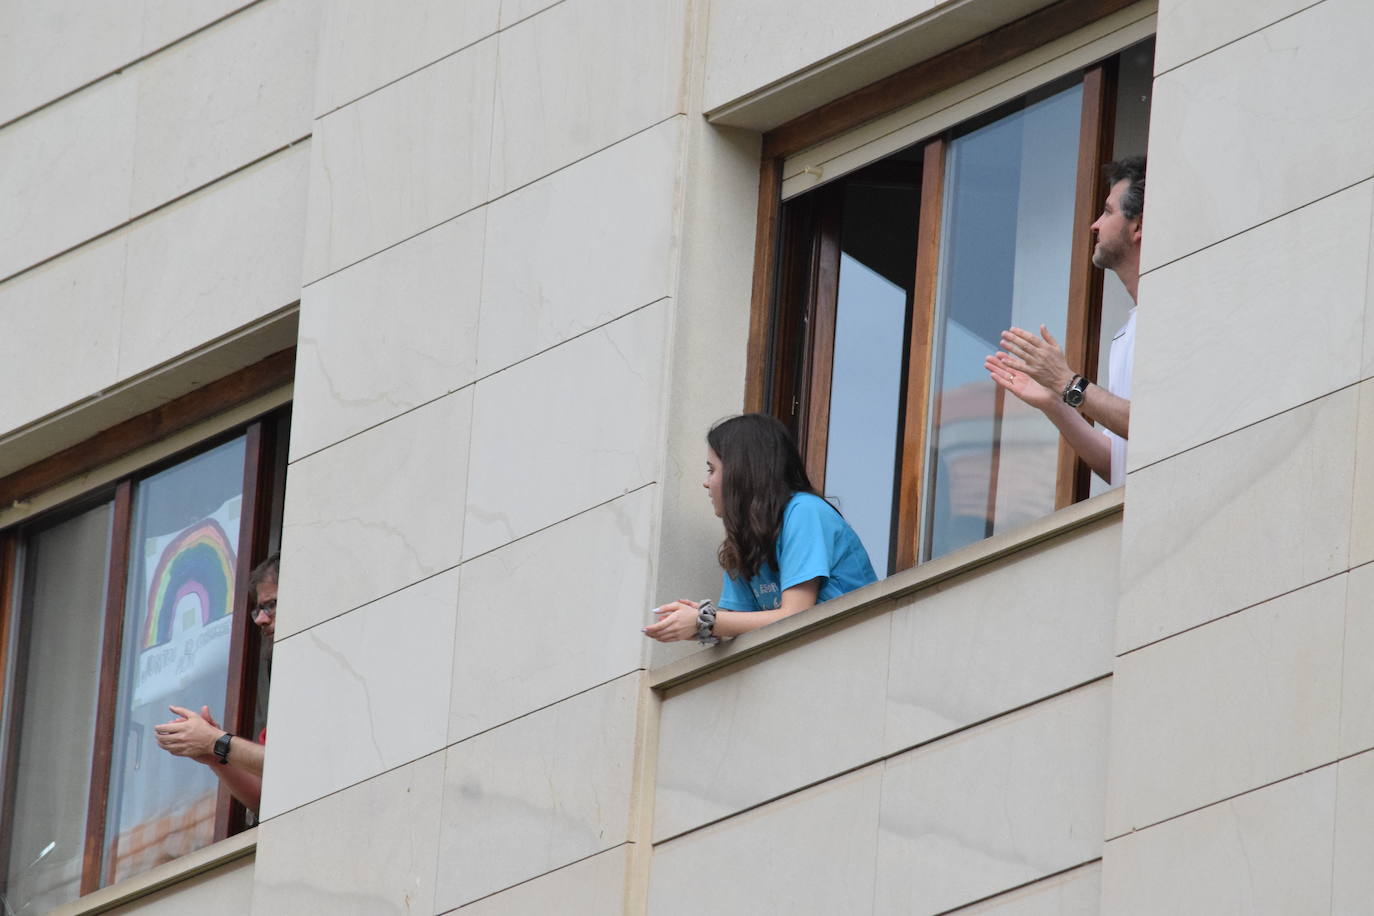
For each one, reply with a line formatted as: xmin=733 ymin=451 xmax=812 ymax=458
xmin=923 ymin=79 xmax=1083 ymax=560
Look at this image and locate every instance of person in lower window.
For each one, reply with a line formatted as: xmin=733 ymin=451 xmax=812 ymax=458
xmin=644 ymin=413 xmax=877 ymax=645
xmin=984 ymin=156 xmax=1145 ymax=487
xmin=153 ymin=552 xmax=277 ymax=812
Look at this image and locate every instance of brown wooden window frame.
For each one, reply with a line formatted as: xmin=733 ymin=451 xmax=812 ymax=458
xmin=0 ymin=349 xmax=293 ymax=902
xmin=747 ymin=0 xmax=1137 ymax=574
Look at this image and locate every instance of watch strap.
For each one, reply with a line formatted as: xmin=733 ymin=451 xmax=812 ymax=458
xmin=213 ymin=732 xmax=234 ymax=765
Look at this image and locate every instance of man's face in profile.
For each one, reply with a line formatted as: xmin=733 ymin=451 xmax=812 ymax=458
xmin=1091 ymin=179 xmax=1141 ymax=270
xmin=253 ymin=580 xmax=278 ymax=641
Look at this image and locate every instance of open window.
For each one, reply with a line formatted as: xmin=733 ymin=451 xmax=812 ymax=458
xmin=0 ymin=406 xmax=288 ymax=913
xmin=758 ymin=35 xmax=1154 ymax=575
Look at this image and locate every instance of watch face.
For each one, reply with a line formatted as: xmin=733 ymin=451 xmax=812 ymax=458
xmin=1065 ymin=388 xmax=1085 ymax=407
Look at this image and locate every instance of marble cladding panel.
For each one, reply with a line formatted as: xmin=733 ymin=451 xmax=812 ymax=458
xmin=1115 ymin=387 xmax=1356 ymax=653
xmin=434 ymin=674 xmax=639 ymax=911
xmin=885 ymin=520 xmax=1118 ymax=755
xmin=497 ymin=0 xmax=563 ymax=28
xmin=873 ymin=682 xmax=1111 ymax=916
xmin=1099 ymin=765 xmax=1337 ymax=915
xmin=653 ymin=612 xmax=891 ymax=842
xmin=104 ymin=857 xmax=255 ymax=916
xmin=1350 ymin=381 xmax=1374 ymax=568
xmin=252 ymin=753 xmax=445 ymax=916
xmin=278 ymin=388 xmax=472 ymax=636
xmin=0 ymin=73 xmax=137 ymax=280
xmin=701 ymin=0 xmax=941 ymax=113
xmin=487 ymin=0 xmax=685 ymax=197
xmin=647 ymin=765 xmax=883 ymax=916
xmin=944 ymin=863 xmax=1101 ymax=916
xmin=1340 ymin=562 xmax=1374 ymax=756
xmin=1143 ymin=0 xmax=1374 ymax=271
xmin=1332 ymin=750 xmax=1374 ymax=915
xmin=0 ymin=233 xmax=125 ymax=433
xmin=0 ymin=0 xmax=254 ymax=125
xmin=1131 ymin=180 xmax=1372 ymax=470
xmin=293 ymin=209 xmax=485 ymax=460
xmin=476 ymin=116 xmax=680 ymax=377
xmin=462 ymin=301 xmax=667 ymax=559
xmin=1154 ymin=0 xmax=1322 ymax=74
xmin=1105 ymin=575 xmax=1345 ymax=838
xmin=444 ymin=845 xmax=629 ymax=916
xmin=303 ymin=37 xmax=497 ymax=282
xmin=128 ymin=0 xmax=317 ymax=214
xmin=449 ymin=486 xmax=652 ymax=744
xmin=120 ymin=144 xmax=310 ymax=378
xmin=259 ymin=570 xmax=459 ymax=818
xmin=314 ymin=0 xmax=500 ymax=117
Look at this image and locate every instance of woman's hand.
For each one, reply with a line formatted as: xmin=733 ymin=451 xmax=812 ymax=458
xmin=643 ymin=599 xmax=700 ymax=642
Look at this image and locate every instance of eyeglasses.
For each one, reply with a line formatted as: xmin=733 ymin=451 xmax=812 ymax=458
xmin=254 ymin=598 xmax=278 ymax=618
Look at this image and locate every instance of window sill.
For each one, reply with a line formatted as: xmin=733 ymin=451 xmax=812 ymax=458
xmin=649 ymin=487 xmax=1124 ymax=692
xmin=48 ymin=829 xmax=256 ymax=916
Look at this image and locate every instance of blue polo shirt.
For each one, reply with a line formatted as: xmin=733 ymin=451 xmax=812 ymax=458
xmin=718 ymin=492 xmax=878 ymax=611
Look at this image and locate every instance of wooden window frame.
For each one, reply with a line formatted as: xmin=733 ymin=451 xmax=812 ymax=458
xmin=747 ymin=0 xmax=1132 ymax=573
xmin=0 ymin=352 xmax=291 ymax=903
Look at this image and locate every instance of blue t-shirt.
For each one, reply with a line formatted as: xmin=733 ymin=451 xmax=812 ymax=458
xmin=718 ymin=492 xmax=878 ymax=611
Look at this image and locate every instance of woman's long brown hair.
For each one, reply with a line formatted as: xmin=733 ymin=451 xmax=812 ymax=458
xmin=707 ymin=414 xmax=820 ymax=581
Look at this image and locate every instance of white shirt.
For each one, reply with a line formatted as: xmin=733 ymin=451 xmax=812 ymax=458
xmin=1106 ymin=307 xmax=1136 ymax=487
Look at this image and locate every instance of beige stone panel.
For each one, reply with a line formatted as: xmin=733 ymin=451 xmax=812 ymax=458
xmin=1352 ymin=381 xmax=1374 ymax=567
xmin=120 ymin=144 xmax=310 ymax=378
xmin=0 ymin=73 xmax=136 ymax=279
xmin=648 ymin=765 xmax=882 ymax=916
xmin=462 ymin=301 xmax=666 ymax=559
xmin=1142 ymin=0 xmax=1374 ymax=271
xmin=498 ymin=0 xmax=563 ymax=28
xmin=476 ymin=117 xmax=680 ymax=376
xmin=1100 ymin=766 xmax=1337 ymax=915
xmin=1155 ymin=0 xmax=1320 ymax=73
xmin=1105 ymin=575 xmax=1345 ymax=838
xmin=303 ymin=37 xmax=496 ymax=282
xmin=944 ymin=863 xmax=1101 ymax=916
xmin=259 ymin=570 xmax=459 ymax=818
xmin=1332 ymin=750 xmax=1374 ymax=915
xmin=293 ymin=209 xmax=484 ymax=460
xmin=874 ymin=682 xmax=1110 ymax=916
xmin=654 ymin=612 xmax=891 ymax=841
xmin=102 ymin=856 xmax=255 ymax=916
xmin=447 ymin=845 xmax=629 ymax=916
xmin=449 ymin=487 xmax=651 ymax=743
xmin=1340 ymin=562 xmax=1374 ymax=756
xmin=702 ymin=0 xmax=941 ymax=113
xmin=434 ymin=674 xmax=638 ymax=911
xmin=885 ymin=520 xmax=1118 ymax=755
xmin=487 ymin=0 xmax=685 ymax=197
xmin=0 ymin=234 xmax=124 ymax=433
xmin=253 ymin=754 xmax=445 ymax=916
xmin=1130 ymin=181 xmax=1371 ymax=470
xmin=314 ymin=0 xmax=500 ymax=117
xmin=1116 ymin=388 xmax=1355 ymax=653
xmin=0 ymin=0 xmax=253 ymax=125
xmin=128 ymin=0 xmax=318 ymax=215
xmin=278 ymin=388 xmax=472 ymax=636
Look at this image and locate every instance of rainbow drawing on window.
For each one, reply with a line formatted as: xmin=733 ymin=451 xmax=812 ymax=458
xmin=140 ymin=519 xmax=238 ymax=650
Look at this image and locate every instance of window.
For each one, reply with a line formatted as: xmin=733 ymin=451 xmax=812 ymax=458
xmin=0 ymin=408 xmax=288 ymax=913
xmin=758 ymin=34 xmax=1154 ymax=575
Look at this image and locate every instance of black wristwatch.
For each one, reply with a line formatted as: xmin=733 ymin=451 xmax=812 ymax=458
xmin=1062 ymin=374 xmax=1089 ymax=408
xmin=213 ymin=732 xmax=234 ymax=765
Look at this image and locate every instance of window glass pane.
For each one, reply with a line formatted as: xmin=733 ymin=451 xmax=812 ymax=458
xmin=102 ymin=437 xmax=245 ymax=885
xmin=824 ymin=168 xmax=919 ymax=575
xmin=923 ymin=79 xmax=1083 ymax=560
xmin=4 ymin=502 xmax=113 ymax=914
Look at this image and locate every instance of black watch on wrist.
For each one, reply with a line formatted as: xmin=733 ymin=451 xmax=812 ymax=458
xmin=1062 ymin=374 xmax=1089 ymax=408
xmin=213 ymin=732 xmax=234 ymax=765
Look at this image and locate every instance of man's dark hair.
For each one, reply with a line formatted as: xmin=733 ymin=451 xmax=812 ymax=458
xmin=1105 ymin=156 xmax=1146 ymax=221
xmin=248 ymin=552 xmax=279 ymax=604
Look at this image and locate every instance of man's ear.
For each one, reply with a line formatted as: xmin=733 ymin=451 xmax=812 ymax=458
xmin=1131 ymin=215 xmax=1143 ymax=245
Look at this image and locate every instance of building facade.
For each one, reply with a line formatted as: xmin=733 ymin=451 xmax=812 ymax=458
xmin=2 ymin=0 xmax=1372 ymax=913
